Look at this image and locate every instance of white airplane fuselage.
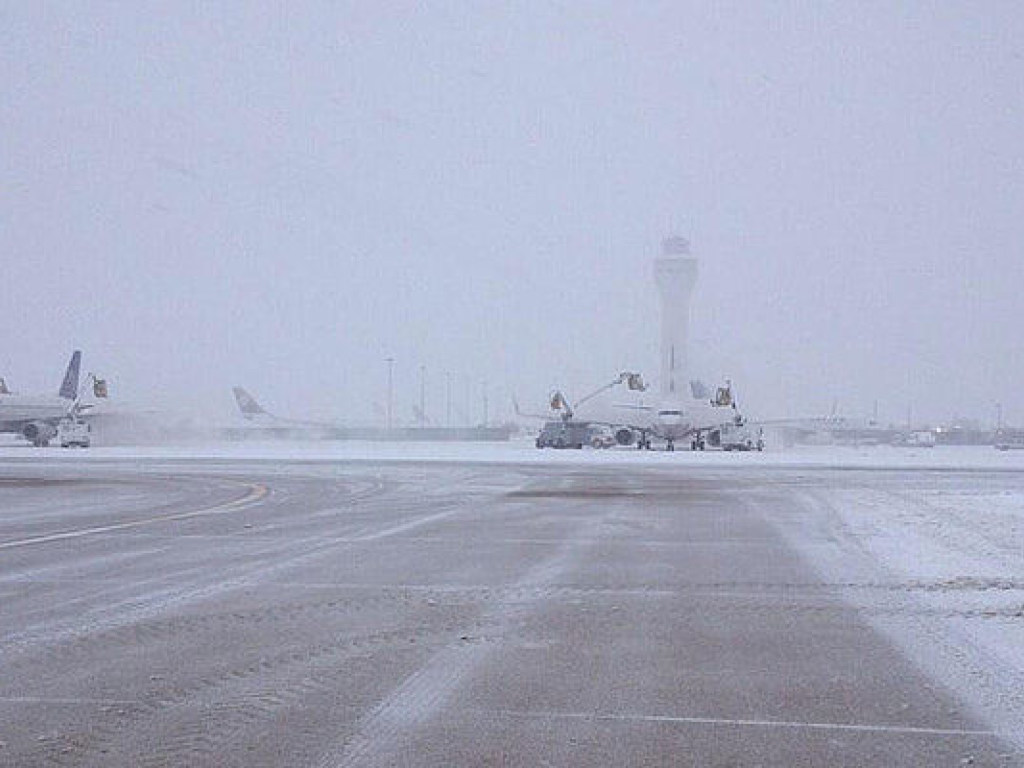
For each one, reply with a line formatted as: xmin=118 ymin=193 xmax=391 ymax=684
xmin=0 ymin=351 xmax=86 ymax=445
xmin=621 ymin=399 xmax=737 ymax=446
xmin=0 ymin=394 xmax=74 ymax=430
xmin=650 ymin=404 xmax=694 ymax=442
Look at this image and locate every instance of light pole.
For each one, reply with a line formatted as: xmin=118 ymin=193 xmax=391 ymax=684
xmin=482 ymin=380 xmax=488 ymax=426
xmin=385 ymin=357 xmax=394 ymax=431
xmin=445 ymin=372 xmax=452 ymax=428
xmin=419 ymin=365 xmax=427 ymax=426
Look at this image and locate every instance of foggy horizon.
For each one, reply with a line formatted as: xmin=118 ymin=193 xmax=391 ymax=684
xmin=4 ymin=3 xmax=1023 ymax=428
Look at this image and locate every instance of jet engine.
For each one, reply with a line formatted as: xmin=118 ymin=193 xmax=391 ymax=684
xmin=23 ymin=422 xmax=56 ymax=446
xmin=615 ymin=428 xmax=636 ymax=446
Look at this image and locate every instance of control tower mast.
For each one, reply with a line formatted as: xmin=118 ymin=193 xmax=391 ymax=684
xmin=653 ymin=236 xmax=698 ymax=399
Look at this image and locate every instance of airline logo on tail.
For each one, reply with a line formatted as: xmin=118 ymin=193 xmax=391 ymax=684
xmin=59 ymin=351 xmax=82 ymax=400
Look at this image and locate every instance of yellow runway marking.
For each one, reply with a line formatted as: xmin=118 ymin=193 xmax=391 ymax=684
xmin=0 ymin=483 xmax=268 ymax=550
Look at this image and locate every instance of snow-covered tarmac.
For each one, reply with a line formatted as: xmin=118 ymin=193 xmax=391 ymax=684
xmin=1 ymin=440 xmax=1022 ymax=765
xmin=7 ymin=435 xmax=1024 ymax=470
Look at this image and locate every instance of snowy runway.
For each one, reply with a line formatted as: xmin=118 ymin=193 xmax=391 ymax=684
xmin=0 ymin=446 xmax=1021 ymax=766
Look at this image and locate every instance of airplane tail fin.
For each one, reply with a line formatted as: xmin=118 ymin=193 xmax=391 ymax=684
xmin=59 ymin=351 xmax=82 ymax=399
xmin=233 ymin=386 xmax=267 ymax=420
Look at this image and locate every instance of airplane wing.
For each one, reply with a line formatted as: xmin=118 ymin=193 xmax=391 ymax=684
xmin=511 ymin=396 xmax=551 ymax=422
xmin=750 ymin=415 xmax=846 ymax=428
xmin=567 ymin=404 xmax=656 ymax=433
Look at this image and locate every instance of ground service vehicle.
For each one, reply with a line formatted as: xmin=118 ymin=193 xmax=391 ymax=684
xmin=535 ymin=420 xmax=593 ymax=449
xmin=58 ymin=418 xmax=91 ymax=448
xmin=717 ymin=422 xmax=764 ymax=452
xmin=995 ymin=428 xmax=1024 ymax=450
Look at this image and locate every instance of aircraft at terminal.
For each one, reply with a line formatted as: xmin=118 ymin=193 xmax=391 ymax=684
xmin=230 ymin=386 xmax=513 ymax=442
xmin=0 ymin=351 xmax=86 ymax=446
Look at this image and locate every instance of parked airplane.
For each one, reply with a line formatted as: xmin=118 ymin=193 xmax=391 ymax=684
xmin=232 ymin=386 xmax=324 ymax=429
xmin=0 ymin=351 xmax=84 ymax=446
xmin=540 ymin=374 xmax=746 ymax=452
xmin=596 ymin=381 xmax=745 ymax=451
xmin=231 ymin=386 xmax=513 ymax=442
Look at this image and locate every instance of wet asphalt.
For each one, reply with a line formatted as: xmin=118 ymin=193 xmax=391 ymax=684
xmin=0 ymin=457 xmax=1018 ymax=767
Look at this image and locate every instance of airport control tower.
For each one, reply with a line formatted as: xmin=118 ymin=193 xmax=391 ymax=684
xmin=654 ymin=236 xmax=698 ymax=398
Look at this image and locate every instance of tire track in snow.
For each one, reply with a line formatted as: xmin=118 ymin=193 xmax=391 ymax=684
xmin=315 ymin=516 xmax=602 ymax=768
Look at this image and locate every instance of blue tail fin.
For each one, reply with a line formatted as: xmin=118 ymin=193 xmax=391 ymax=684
xmin=59 ymin=351 xmax=82 ymax=399
xmin=232 ymin=387 xmax=266 ymax=419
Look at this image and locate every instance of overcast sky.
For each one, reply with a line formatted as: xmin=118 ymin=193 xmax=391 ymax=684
xmin=3 ymin=2 xmax=1023 ymax=426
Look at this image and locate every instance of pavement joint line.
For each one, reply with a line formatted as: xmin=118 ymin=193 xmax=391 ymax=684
xmin=0 ymin=696 xmax=141 ymax=706
xmin=487 ymin=709 xmax=997 ymax=737
xmin=225 ymin=580 xmax=684 ymax=597
xmin=0 ymin=483 xmax=269 ymax=550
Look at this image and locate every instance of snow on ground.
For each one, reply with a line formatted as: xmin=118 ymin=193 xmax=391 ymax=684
xmin=2 ymin=434 xmax=1024 ymax=471
xmin=774 ymin=467 xmax=1024 ymax=752
xmin=3 ymin=436 xmax=1022 ymax=748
